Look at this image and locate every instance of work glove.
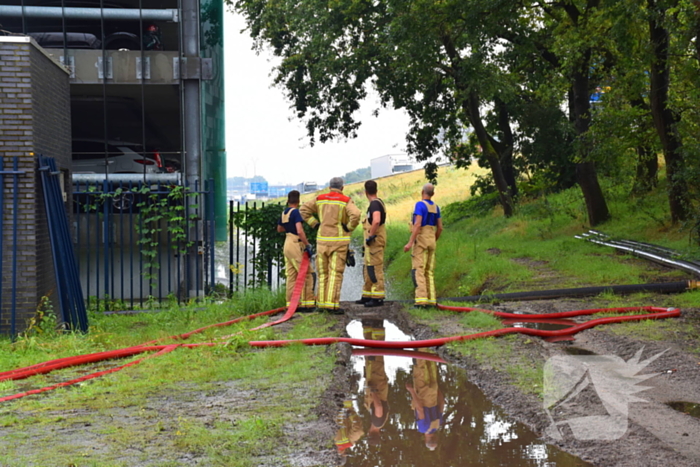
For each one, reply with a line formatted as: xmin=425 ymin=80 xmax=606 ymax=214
xmin=365 ymin=235 xmax=376 ymax=247
xmin=304 ymin=245 xmax=313 ymax=259
xmin=342 ymin=223 xmax=350 ymax=232
xmin=346 ymin=249 xmax=356 ymax=267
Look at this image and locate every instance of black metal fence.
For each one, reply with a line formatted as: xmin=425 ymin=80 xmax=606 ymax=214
xmin=72 ymin=178 xmax=215 ymax=310
xmin=71 ymin=196 xmax=295 ymax=310
xmin=227 ymin=200 xmax=285 ymax=294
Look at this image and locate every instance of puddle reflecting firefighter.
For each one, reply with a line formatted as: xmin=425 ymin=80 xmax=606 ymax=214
xmin=335 ymin=400 xmax=365 ymax=457
xmin=301 ymin=177 xmax=361 ymax=314
xmin=404 ymin=183 xmax=443 ymax=308
xmin=277 ymin=190 xmax=315 ymax=311
xmin=406 ymin=358 xmax=445 ymax=451
xmin=356 ymin=180 xmax=387 ymax=308
xmin=362 ymin=319 xmax=390 ymax=445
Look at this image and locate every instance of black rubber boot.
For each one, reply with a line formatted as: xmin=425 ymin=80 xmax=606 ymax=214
xmin=355 ymin=297 xmax=370 ymax=304
xmin=364 ymin=299 xmax=384 ymax=308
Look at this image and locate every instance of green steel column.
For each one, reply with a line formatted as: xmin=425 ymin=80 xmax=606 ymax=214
xmin=200 ymin=0 xmax=226 ymax=241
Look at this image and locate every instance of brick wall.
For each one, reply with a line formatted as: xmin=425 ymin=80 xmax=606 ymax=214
xmin=0 ymin=37 xmax=71 ymax=335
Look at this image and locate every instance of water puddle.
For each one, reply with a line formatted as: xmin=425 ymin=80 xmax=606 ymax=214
xmin=336 ymin=318 xmax=592 ymax=466
xmin=667 ymin=401 xmax=700 ymax=419
xmin=502 ymin=318 xmax=577 ymax=331
xmin=502 ymin=318 xmax=578 ymax=343
xmin=563 ymin=347 xmax=596 ymax=356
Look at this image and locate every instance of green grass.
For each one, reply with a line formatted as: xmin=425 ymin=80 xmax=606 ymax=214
xmin=457 ymin=310 xmax=503 ymax=330
xmin=381 ymin=168 xmax=700 ymax=308
xmin=0 ymin=288 xmax=340 ymax=467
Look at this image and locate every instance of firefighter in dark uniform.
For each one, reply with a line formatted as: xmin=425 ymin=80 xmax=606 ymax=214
xmin=404 ymin=183 xmax=443 ymax=308
xmin=356 ymin=180 xmax=387 ymax=308
xmin=276 ymin=190 xmax=315 ymax=311
xmin=362 ymin=319 xmax=390 ymax=445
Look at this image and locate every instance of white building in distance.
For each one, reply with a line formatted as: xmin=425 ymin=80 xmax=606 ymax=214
xmin=370 ymin=154 xmax=414 ymax=179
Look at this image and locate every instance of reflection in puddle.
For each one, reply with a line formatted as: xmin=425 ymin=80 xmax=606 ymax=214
xmin=667 ymin=401 xmax=700 ymax=419
xmin=336 ymin=319 xmax=592 ymax=466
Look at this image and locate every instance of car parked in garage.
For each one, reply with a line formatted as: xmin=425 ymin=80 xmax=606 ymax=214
xmin=72 ymin=139 xmax=163 ymax=174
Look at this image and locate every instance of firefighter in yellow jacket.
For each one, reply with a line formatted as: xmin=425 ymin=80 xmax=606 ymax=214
xmin=404 ymin=183 xmax=443 ymax=307
xmin=356 ymin=180 xmax=387 ymax=308
xmin=276 ymin=190 xmax=315 ymax=311
xmin=300 ymin=177 xmax=361 ymax=314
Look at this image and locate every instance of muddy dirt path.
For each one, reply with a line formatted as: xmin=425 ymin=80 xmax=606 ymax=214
xmin=361 ymin=299 xmax=700 ymax=467
xmin=1 ymin=300 xmax=697 ymax=466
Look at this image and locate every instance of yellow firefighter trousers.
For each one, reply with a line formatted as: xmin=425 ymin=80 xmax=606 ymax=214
xmin=283 ymin=233 xmax=315 ymax=308
xmin=363 ymin=324 xmax=389 ymax=419
xmin=362 ymin=221 xmax=386 ymax=299
xmin=412 ymin=359 xmax=439 ymax=408
xmin=411 ymin=225 xmax=437 ymax=306
xmin=316 ymin=242 xmax=348 ymax=310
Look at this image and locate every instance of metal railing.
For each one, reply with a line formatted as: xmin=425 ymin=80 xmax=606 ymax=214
xmin=72 ymin=178 xmax=215 ymax=310
xmin=227 ymin=200 xmax=284 ymax=294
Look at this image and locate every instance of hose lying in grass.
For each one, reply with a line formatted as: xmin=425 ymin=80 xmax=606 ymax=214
xmin=248 ymin=306 xmax=680 ymax=348
xmin=0 ymin=253 xmax=312 ymax=402
xmin=0 ymin=257 xmax=681 ymax=402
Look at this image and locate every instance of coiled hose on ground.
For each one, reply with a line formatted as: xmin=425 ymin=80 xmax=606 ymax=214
xmin=0 ymin=253 xmax=682 ymax=402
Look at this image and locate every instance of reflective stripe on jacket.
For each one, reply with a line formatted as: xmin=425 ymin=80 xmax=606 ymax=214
xmin=300 ymin=188 xmax=361 ymax=244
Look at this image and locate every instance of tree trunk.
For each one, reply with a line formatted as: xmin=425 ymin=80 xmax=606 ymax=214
xmin=576 ymin=162 xmax=610 ymax=226
xmin=442 ymin=35 xmax=515 ymax=216
xmin=465 ymin=92 xmax=514 ymax=217
xmin=629 ymin=98 xmax=657 ymax=195
xmin=648 ymin=0 xmax=691 ymax=223
xmin=494 ymin=98 xmax=518 ymax=198
xmin=570 ymin=61 xmax=611 ymax=226
xmin=632 ymin=145 xmax=658 ymax=195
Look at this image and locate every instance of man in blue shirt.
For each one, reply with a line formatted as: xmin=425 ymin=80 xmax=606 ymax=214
xmin=404 ymin=183 xmax=443 ymax=307
xmin=277 ymin=190 xmax=315 ymax=311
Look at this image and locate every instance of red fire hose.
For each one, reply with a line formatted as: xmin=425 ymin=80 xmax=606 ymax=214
xmin=0 ymin=259 xmax=682 ymax=403
xmin=0 ymin=253 xmax=312 ymax=402
xmin=248 ymin=306 xmax=680 ymax=348
xmin=249 ymin=250 xmax=311 ymax=331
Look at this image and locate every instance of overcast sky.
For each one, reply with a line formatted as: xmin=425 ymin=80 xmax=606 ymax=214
xmin=223 ymin=9 xmax=411 ymax=186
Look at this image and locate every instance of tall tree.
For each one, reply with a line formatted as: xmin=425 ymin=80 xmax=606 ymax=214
xmin=519 ymin=0 xmax=611 ymax=225
xmin=647 ymin=0 xmax=692 ymax=222
xmin=235 ymin=0 xmax=519 ymax=215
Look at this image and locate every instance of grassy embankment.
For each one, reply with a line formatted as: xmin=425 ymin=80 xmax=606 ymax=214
xmin=0 ymin=289 xmax=340 ymax=466
xmin=345 ymin=167 xmax=700 ymax=303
